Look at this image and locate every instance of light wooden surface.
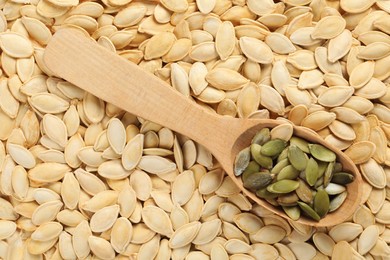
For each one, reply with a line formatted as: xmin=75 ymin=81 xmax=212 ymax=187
xmin=43 ymin=28 xmax=362 ymax=227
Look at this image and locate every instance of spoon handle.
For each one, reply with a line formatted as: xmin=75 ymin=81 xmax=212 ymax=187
xmin=43 ymin=28 xmax=238 ymax=155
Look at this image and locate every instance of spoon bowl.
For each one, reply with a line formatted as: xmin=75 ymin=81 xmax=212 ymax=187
xmin=43 ymin=28 xmax=362 ymax=227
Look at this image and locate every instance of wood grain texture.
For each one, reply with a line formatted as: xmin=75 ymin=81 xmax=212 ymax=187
xmin=44 ymin=28 xmax=362 ymax=227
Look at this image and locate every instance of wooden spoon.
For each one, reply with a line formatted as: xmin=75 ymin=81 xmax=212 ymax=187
xmin=43 ymin=28 xmax=362 ymax=227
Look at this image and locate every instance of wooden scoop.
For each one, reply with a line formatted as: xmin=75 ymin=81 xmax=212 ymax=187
xmin=43 ymin=28 xmax=362 ymax=227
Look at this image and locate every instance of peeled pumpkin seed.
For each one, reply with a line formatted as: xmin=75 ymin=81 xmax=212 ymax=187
xmin=288 ymin=145 xmax=307 ymax=171
xmin=243 ymin=171 xmax=273 ymax=190
xmin=267 ymin=180 xmax=300 ymax=194
xmin=276 ymin=165 xmax=299 ymax=181
xmin=305 ymin=157 xmax=319 ymax=186
xmin=295 ymin=178 xmax=313 ymax=203
xmin=331 ymin=172 xmax=355 ymax=185
xmin=261 ymin=139 xmax=287 ymax=157
xmin=298 ymin=201 xmax=320 ymax=221
xmin=313 ymin=189 xmax=329 ymax=217
xmin=309 ymin=144 xmax=336 ymax=162
xmin=251 ymin=144 xmax=273 ymax=169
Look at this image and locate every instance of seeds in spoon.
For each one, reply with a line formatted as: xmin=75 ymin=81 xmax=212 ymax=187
xmin=234 ymin=127 xmax=354 ymax=221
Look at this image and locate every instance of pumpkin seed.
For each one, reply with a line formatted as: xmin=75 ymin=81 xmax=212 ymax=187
xmin=288 ymin=145 xmax=307 ymax=171
xmin=251 ymin=144 xmax=273 ymax=169
xmin=251 ymin=128 xmax=271 ymax=145
xmin=331 ymin=172 xmax=355 ymax=185
xmin=305 ymin=158 xmax=319 ymax=186
xmin=267 ymin=180 xmax=300 ymax=194
xmin=261 ymin=139 xmax=287 ymax=157
xmin=323 ymin=161 xmax=335 ymax=187
xmin=234 ymin=147 xmax=250 ymax=176
xmin=313 ymin=189 xmax=329 ymax=217
xmin=243 ymin=171 xmax=274 ymax=190
xmin=276 ymin=165 xmax=300 ymax=181
xmin=298 ymin=201 xmax=320 ymax=221
xmin=295 ymin=178 xmax=313 ymax=203
xmin=329 ymin=191 xmax=348 ymax=212
xmin=309 ymin=144 xmax=336 ymax=162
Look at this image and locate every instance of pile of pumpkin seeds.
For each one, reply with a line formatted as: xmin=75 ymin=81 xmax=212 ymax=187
xmin=235 ymin=127 xmax=355 ymax=221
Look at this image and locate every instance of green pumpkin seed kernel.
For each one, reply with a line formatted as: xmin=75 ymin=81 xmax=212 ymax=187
xmin=313 ymin=189 xmax=330 ymax=217
xmin=314 ymin=176 xmax=324 ymax=189
xmin=317 ymin=161 xmax=328 ymax=178
xmin=261 ymin=139 xmax=287 ymax=157
xmin=295 ymin=178 xmax=313 ymax=203
xmin=288 ymin=145 xmax=307 ymax=171
xmin=283 ymin=206 xmax=301 ymax=221
xmin=323 ymin=161 xmax=335 ymax=187
xmin=305 ymin=158 xmax=319 ymax=186
xmin=309 ymin=144 xmax=336 ymax=162
xmin=298 ymin=201 xmax=321 ymax=221
xmin=277 ymin=147 xmax=289 ymax=162
xmin=267 ymin=179 xmax=300 ymax=194
xmin=266 ymin=198 xmax=280 ymax=206
xmin=251 ymin=144 xmax=273 ymax=169
xmin=242 ymin=161 xmax=261 ymax=182
xmin=271 ymin=158 xmax=290 ymax=174
xmin=277 ymin=165 xmax=300 ymax=181
xmin=290 ymin=136 xmax=310 ymax=153
xmin=251 ymin=128 xmax=270 ymax=145
xmin=256 ymin=188 xmax=279 ymax=199
xmin=331 ymin=172 xmax=355 ymax=185
xmin=234 ymin=147 xmax=251 ymax=176
xmin=243 ymin=171 xmax=274 ymax=190
xmin=333 ymin=162 xmax=343 ymax=173
xmin=277 ymin=192 xmax=299 ymax=206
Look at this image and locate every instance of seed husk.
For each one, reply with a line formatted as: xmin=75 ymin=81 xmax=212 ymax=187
xmin=251 ymin=144 xmax=273 ymax=169
xmin=234 ymin=147 xmax=250 ymax=176
xmin=324 ymin=183 xmax=346 ymax=195
xmin=331 ymin=172 xmax=355 ymax=185
xmin=308 ymin=144 xmax=336 ymax=162
xmin=313 ymin=189 xmax=330 ymax=217
xmin=297 ymin=201 xmax=320 ymax=221
xmin=261 ymin=139 xmax=287 ymax=157
xmin=267 ymin=180 xmax=300 ymax=194
xmin=288 ymin=145 xmax=307 ymax=171
xmin=305 ymin=157 xmax=319 ymax=186
xmin=329 ymin=191 xmax=348 ymax=212
xmin=243 ymin=171 xmax=274 ymax=190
